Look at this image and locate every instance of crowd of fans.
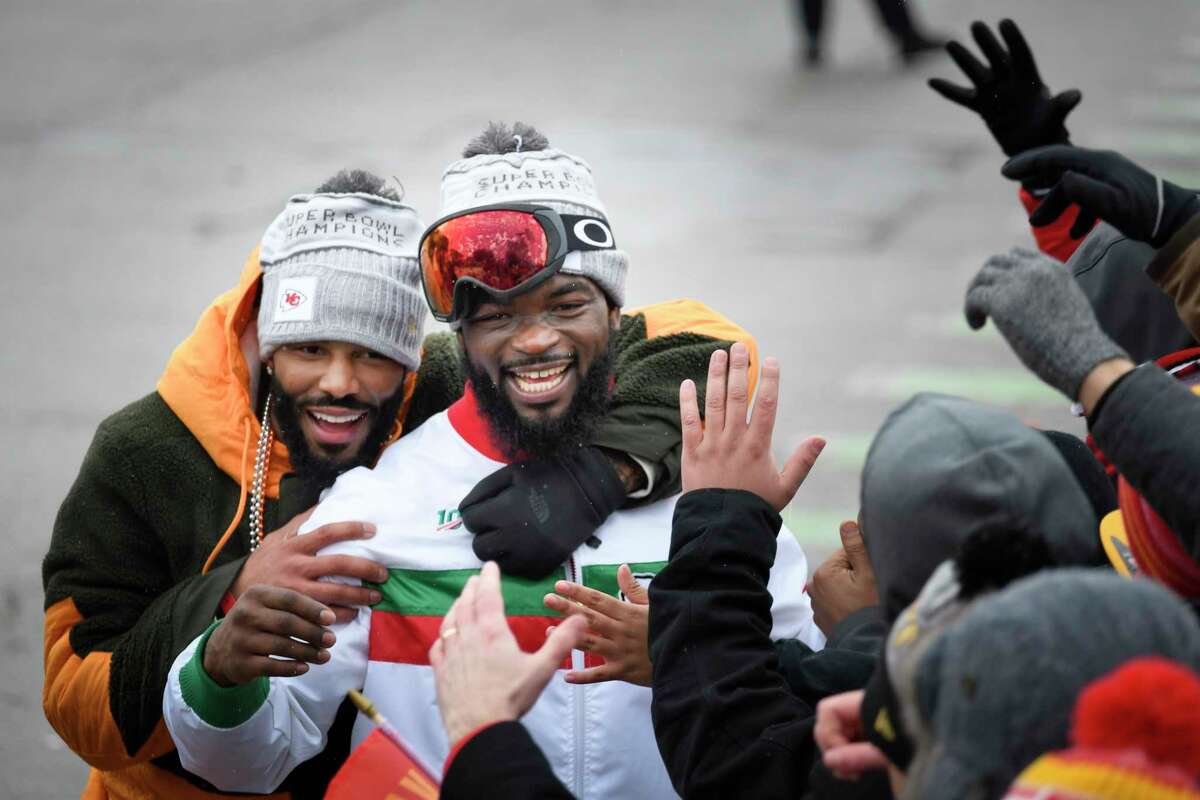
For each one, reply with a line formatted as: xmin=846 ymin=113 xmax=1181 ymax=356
xmin=42 ymin=15 xmax=1200 ymax=800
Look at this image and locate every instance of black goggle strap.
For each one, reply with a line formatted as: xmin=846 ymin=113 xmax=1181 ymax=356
xmin=560 ymin=214 xmax=617 ymax=252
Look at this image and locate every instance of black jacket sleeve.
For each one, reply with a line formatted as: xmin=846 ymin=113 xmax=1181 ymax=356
xmin=441 ymin=721 xmax=574 ymax=800
xmin=648 ymin=489 xmax=820 ymax=799
xmin=1090 ymin=363 xmax=1200 ymax=557
xmin=775 ymin=606 xmax=886 ymax=708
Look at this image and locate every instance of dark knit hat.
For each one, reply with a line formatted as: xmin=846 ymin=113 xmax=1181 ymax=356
xmin=1003 ymin=657 xmax=1200 ymax=799
xmin=903 ymin=570 xmax=1200 ymax=800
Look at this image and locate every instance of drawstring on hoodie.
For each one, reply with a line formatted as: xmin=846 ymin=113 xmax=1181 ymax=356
xmin=202 ymin=418 xmax=252 ymax=575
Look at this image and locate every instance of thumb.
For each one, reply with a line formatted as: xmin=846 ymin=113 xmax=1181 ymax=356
xmin=616 ymin=564 xmax=649 ymax=606
xmin=1049 ymin=88 xmax=1083 ymax=127
xmin=779 ymin=436 xmax=827 ymax=508
xmin=838 ymin=521 xmax=869 ymax=571
xmin=535 ymin=616 xmax=586 ymax=679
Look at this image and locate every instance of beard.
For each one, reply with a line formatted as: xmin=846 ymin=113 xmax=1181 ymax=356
xmin=268 ymin=374 xmax=407 ymax=489
xmin=463 ymin=337 xmax=615 ymax=460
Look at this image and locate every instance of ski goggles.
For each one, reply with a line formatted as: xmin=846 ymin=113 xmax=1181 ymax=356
xmin=418 ymin=203 xmax=617 ymax=323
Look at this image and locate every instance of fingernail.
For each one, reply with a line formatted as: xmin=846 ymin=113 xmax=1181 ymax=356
xmin=363 ymin=524 xmax=377 ymax=537
xmin=295 ymin=663 xmax=308 ymax=675
xmin=320 ymin=609 xmax=335 ymax=625
xmin=318 ymin=649 xmax=330 ymax=662
xmin=323 ymin=631 xmax=336 ymax=646
xmin=369 ymin=591 xmax=382 ymax=604
xmin=814 ymin=438 xmax=827 ymax=453
xmin=555 ymin=581 xmax=570 ymax=592
xmin=376 ymin=570 xmax=388 ymax=583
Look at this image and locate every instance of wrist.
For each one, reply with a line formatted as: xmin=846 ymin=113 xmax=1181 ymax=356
xmin=598 ymin=448 xmax=648 ymax=495
xmin=201 ymin=624 xmax=235 ymax=688
xmin=1158 ymin=187 xmax=1200 ymax=247
xmin=1079 ymin=358 xmax=1136 ymax=416
xmin=181 ymin=621 xmax=270 ymax=728
xmin=445 ymin=707 xmax=517 ymax=747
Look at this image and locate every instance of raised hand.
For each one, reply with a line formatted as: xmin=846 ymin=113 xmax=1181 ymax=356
xmin=429 ymin=562 xmax=586 ymax=746
xmin=929 ymin=20 xmax=1081 ymax=166
xmin=964 ymin=248 xmax=1128 ymax=400
xmin=680 ymin=343 xmax=824 ymax=512
xmin=1003 ymin=144 xmax=1200 ymax=246
xmin=543 ymin=564 xmax=651 ymax=687
xmin=203 ymin=585 xmax=336 ymax=686
xmin=231 ymin=509 xmax=386 ymax=624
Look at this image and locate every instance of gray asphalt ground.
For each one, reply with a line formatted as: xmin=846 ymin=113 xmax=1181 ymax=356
xmin=3 ymin=0 xmax=1198 ymax=796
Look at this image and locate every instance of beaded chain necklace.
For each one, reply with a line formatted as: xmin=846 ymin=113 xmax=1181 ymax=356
xmin=248 ymin=391 xmax=274 ymax=552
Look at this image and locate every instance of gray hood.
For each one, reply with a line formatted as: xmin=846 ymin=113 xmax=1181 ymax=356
xmin=860 ymin=393 xmax=1102 ymax=621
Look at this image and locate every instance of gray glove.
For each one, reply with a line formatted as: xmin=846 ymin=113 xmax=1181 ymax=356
xmin=964 ymin=247 xmax=1129 ymax=400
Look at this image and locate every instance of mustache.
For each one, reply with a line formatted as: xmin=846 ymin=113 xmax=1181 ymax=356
xmin=296 ymin=394 xmax=375 ymax=412
xmin=501 ymin=352 xmax=576 ymax=372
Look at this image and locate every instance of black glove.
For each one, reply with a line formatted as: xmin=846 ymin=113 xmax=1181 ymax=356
xmin=461 ymin=446 xmax=628 ymax=579
xmin=929 ymin=19 xmax=1081 ymax=179
xmin=1002 ymin=145 xmax=1200 ymax=247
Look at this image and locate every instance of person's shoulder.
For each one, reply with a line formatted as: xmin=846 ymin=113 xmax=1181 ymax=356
xmin=376 ymin=409 xmax=452 ymax=470
xmin=622 ymin=298 xmax=751 ymax=342
xmin=92 ymin=392 xmax=196 ymax=458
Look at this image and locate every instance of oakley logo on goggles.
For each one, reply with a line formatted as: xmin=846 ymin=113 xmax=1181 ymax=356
xmin=419 ymin=203 xmax=616 ymax=323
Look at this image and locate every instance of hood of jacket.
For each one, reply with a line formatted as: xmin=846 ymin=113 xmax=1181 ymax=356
xmin=859 ymin=393 xmax=1101 ymax=622
xmin=156 ymin=248 xmax=415 ymax=500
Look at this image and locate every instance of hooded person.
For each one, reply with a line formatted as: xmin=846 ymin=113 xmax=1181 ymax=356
xmin=860 ymin=392 xmax=1110 ymax=622
xmin=159 ymin=123 xmax=818 ymax=799
xmin=889 ymin=570 xmax=1200 ymax=800
xmin=44 ymin=161 xmax=733 ymax=800
xmin=42 ymin=170 xmax=430 ymax=800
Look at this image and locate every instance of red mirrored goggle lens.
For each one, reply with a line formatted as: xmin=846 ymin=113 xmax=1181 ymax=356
xmin=420 ymin=210 xmax=550 ymax=319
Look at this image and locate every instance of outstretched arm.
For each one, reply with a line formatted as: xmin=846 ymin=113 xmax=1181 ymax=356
xmin=650 ymin=344 xmax=828 ymax=797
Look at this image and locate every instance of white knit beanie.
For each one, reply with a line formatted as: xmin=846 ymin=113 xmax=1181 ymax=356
xmin=438 ymin=144 xmax=628 ymax=307
xmin=257 ymin=192 xmax=426 ymax=370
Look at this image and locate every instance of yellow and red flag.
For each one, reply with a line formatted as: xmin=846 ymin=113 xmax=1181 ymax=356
xmin=325 ymin=728 xmax=439 ymax=800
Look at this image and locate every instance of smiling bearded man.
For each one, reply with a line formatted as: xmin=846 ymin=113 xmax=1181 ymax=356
xmin=161 ymin=123 xmax=822 ymax=799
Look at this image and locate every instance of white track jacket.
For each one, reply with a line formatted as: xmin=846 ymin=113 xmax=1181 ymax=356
xmin=163 ymin=390 xmax=822 ymax=798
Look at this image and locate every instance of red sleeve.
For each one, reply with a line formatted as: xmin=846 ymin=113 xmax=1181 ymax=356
xmin=1018 ymin=187 xmax=1096 ymax=263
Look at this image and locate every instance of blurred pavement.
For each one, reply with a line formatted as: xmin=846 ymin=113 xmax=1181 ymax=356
xmin=2 ymin=0 xmax=1198 ymax=796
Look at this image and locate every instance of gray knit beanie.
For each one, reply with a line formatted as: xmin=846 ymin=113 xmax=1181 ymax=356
xmin=437 ymin=122 xmax=628 ymax=308
xmin=903 ymin=569 xmax=1200 ymax=800
xmin=257 ymin=192 xmax=426 ymax=370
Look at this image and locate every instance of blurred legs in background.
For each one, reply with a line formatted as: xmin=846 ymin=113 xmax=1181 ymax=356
xmin=795 ymin=0 xmax=946 ymax=67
